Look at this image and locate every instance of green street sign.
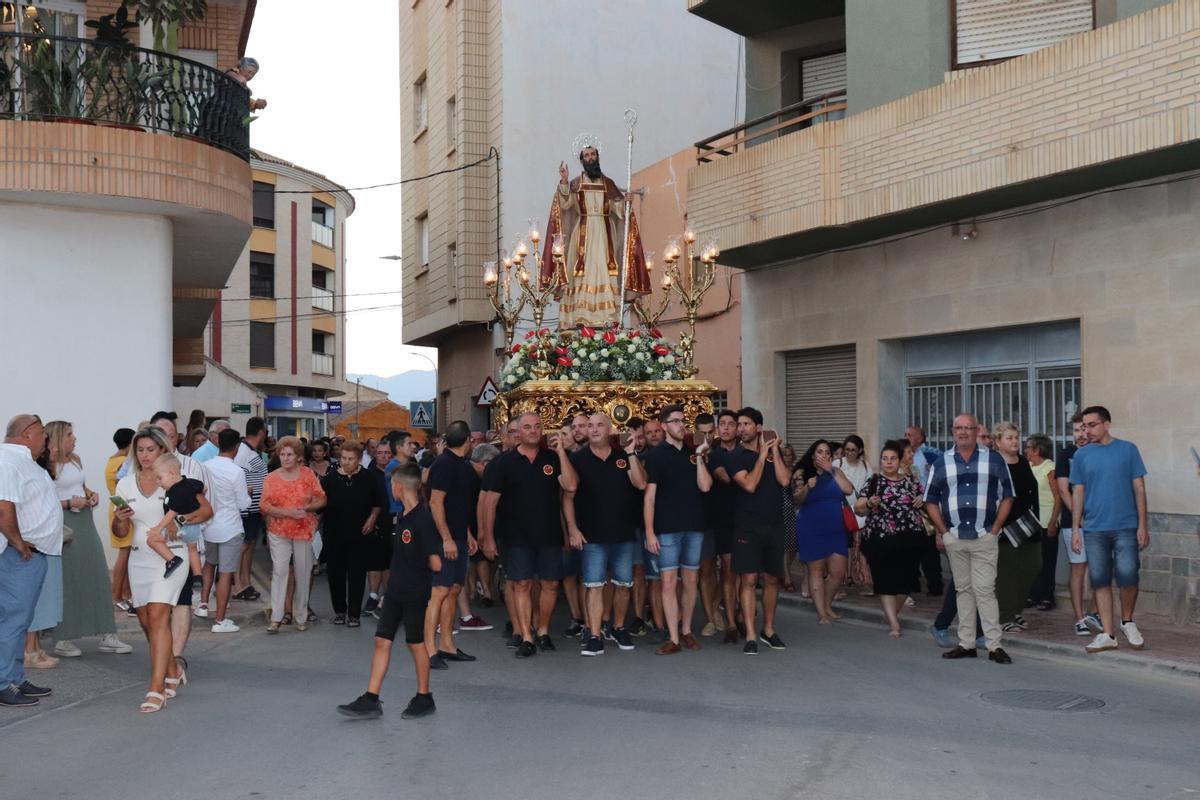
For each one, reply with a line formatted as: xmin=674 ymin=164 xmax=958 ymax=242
xmin=231 ymin=403 xmax=252 ymax=414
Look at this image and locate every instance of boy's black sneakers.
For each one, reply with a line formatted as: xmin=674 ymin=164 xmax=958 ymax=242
xmin=337 ymin=692 xmax=382 ymax=719
xmin=401 ymin=692 xmax=436 ymax=719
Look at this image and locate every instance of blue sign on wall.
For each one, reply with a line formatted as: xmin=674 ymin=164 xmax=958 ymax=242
xmin=264 ymin=396 xmax=329 ymax=413
xmin=327 ymin=401 xmax=343 ymax=415
xmin=409 ymin=401 xmax=434 ymax=429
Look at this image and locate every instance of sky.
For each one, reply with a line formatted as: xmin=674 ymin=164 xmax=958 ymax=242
xmin=245 ymin=0 xmax=435 ymax=379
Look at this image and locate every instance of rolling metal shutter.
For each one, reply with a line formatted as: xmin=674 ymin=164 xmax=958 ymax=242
xmin=955 ymin=0 xmax=1093 ymax=65
xmin=784 ymin=344 xmax=857 ymax=447
xmin=801 ymin=51 xmax=847 ymax=99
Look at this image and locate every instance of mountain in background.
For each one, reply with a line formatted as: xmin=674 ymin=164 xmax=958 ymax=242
xmin=346 ymin=370 xmax=435 ymax=405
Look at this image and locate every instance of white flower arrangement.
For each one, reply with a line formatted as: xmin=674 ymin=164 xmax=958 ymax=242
xmin=498 ymin=326 xmax=690 ymax=388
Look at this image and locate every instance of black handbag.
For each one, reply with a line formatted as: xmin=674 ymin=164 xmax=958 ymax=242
xmin=1001 ymin=509 xmax=1044 ymax=548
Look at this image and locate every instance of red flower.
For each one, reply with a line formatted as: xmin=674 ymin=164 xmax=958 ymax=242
xmin=650 ymin=327 xmax=663 ymax=339
xmin=539 ymin=328 xmax=550 ymax=336
xmin=580 ymin=326 xmax=596 ymax=339
xmin=554 ymin=346 xmax=568 ymax=356
xmin=556 ymin=356 xmax=573 ymax=367
xmin=602 ymin=330 xmax=617 ymax=345
xmin=653 ymin=345 xmax=669 ymax=356
xmin=511 ymin=344 xmax=522 ymax=354
xmin=629 ymin=329 xmax=641 ymax=338
xmin=524 ymin=330 xmax=536 ymax=340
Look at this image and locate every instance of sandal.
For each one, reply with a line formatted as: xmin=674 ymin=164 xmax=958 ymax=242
xmin=163 ymin=668 xmax=187 ymax=698
xmin=280 ymin=613 xmax=293 ymax=626
xmin=140 ymin=691 xmax=166 ymax=713
xmin=296 ymin=623 xmax=308 ymax=632
xmin=267 ymin=622 xmax=281 ymax=634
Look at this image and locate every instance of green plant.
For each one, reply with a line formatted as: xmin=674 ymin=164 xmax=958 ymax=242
xmin=18 ymin=38 xmax=85 ymax=119
xmin=135 ymin=0 xmax=208 ymax=54
xmin=85 ymin=1 xmax=139 ymax=46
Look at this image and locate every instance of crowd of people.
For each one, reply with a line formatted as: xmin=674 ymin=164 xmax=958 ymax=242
xmin=0 ymin=402 xmax=1150 ymax=720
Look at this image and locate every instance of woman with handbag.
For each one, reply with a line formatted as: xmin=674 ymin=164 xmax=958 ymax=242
xmin=793 ymin=439 xmax=855 ymax=624
xmin=854 ymin=441 xmax=926 ymax=637
xmin=992 ymin=422 xmax=1042 ymax=631
xmin=834 ymin=435 xmax=874 ymax=595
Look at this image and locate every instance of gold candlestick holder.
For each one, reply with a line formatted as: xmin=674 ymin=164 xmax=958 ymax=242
xmin=483 ymin=256 xmax=527 ymax=352
xmin=513 ymin=227 xmax=566 ymax=330
xmin=631 ymin=250 xmax=672 ymax=328
xmin=661 ymin=230 xmax=719 ymax=377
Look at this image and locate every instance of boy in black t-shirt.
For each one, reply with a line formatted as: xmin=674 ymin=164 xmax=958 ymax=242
xmin=338 ymin=463 xmax=443 ymax=720
xmin=148 ymin=454 xmax=209 ymax=578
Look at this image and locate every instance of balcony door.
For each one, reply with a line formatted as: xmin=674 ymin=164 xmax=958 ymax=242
xmin=1 ymin=1 xmax=86 ymax=36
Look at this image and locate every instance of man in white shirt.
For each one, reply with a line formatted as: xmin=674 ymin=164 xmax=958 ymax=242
xmin=198 ymin=429 xmax=251 ymax=632
xmin=233 ymin=417 xmax=268 ymax=601
xmin=0 ymin=414 xmax=64 ymax=707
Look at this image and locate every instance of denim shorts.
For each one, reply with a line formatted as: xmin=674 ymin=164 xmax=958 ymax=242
xmin=178 ymin=522 xmax=204 ymax=545
xmin=630 ymin=528 xmax=661 ymax=581
xmin=504 ymin=545 xmax=564 ymax=582
xmin=581 ymin=541 xmax=636 ymax=588
xmin=1061 ymin=527 xmax=1088 ymax=565
xmin=1083 ymin=529 xmax=1139 ymax=588
xmin=656 ymin=531 xmax=705 ymax=572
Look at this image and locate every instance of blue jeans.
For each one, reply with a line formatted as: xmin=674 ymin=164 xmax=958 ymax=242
xmin=630 ymin=528 xmax=661 ymax=581
xmin=656 ymin=531 xmax=705 ymax=572
xmin=1083 ymin=529 xmax=1140 ymax=588
xmin=0 ymin=548 xmax=48 ymax=688
xmin=581 ymin=541 xmax=635 ymax=588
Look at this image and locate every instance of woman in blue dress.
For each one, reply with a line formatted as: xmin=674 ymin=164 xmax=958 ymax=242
xmin=793 ymin=439 xmax=855 ymax=624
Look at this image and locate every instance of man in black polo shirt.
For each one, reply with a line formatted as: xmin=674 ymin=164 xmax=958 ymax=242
xmin=425 ymin=421 xmax=478 ymax=670
xmin=719 ymin=407 xmax=790 ymax=656
xmin=563 ymin=413 xmax=646 ymax=656
xmin=479 ymin=412 xmax=578 ymax=658
xmin=707 ymin=410 xmax=743 ymax=644
xmin=643 ymin=405 xmax=712 ymax=654
xmin=560 ymin=413 xmax=591 ymax=638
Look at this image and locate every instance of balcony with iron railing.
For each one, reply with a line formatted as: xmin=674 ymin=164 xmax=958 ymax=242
xmin=311 ymin=285 xmax=334 ymax=312
xmin=686 ymin=2 xmax=1200 ymax=271
xmin=0 ymin=32 xmax=250 ymax=159
xmin=312 ymin=351 xmax=334 ymax=376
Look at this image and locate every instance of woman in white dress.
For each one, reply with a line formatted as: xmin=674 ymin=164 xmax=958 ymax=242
xmin=112 ymin=427 xmax=208 ymax=713
xmin=833 ymin=435 xmax=874 ymax=595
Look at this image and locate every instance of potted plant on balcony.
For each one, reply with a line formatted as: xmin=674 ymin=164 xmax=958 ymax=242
xmin=16 ymin=37 xmax=89 ymax=123
xmin=136 ymin=0 xmax=207 ymax=134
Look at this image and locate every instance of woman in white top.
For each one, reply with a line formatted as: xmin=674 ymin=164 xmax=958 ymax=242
xmin=833 ymin=435 xmax=874 ymax=595
xmin=112 ymin=426 xmax=207 ymax=713
xmin=44 ymin=421 xmax=131 ymax=658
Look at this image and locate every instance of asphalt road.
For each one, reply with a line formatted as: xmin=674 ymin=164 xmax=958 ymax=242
xmin=2 ymin=592 xmax=1198 ymax=800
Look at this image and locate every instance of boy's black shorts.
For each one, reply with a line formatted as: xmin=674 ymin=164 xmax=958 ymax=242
xmin=374 ymin=590 xmax=431 ymax=644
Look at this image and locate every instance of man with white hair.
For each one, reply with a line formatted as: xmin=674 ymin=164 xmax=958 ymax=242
xmin=191 ymin=419 xmax=228 ymax=463
xmin=0 ymin=414 xmax=63 ymax=707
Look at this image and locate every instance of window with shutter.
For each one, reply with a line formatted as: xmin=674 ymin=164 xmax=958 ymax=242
xmin=954 ymin=0 xmax=1094 ymax=67
xmin=801 ymin=51 xmax=846 ymax=100
xmin=252 ymin=182 xmax=275 ymax=228
xmin=249 ymin=322 xmax=275 ymax=369
xmin=784 ymin=344 xmax=857 ymax=447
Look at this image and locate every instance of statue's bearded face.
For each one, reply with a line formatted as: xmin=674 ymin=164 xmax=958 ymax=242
xmin=579 ymin=147 xmax=602 ymax=179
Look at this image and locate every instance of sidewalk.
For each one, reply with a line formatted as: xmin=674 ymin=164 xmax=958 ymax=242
xmin=776 ymin=583 xmax=1200 ymax=680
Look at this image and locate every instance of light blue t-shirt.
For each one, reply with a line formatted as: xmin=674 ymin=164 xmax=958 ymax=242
xmin=1071 ymin=437 xmax=1147 ymax=531
xmin=191 ymin=440 xmax=218 ymax=463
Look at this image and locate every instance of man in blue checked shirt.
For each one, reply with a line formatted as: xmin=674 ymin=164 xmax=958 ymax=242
xmin=924 ymin=414 xmax=1015 ymax=664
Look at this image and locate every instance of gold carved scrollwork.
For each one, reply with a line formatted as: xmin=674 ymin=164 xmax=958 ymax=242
xmin=494 ymin=380 xmax=718 ymax=429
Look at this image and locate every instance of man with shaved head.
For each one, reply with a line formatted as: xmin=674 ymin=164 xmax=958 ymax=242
xmin=924 ymin=413 xmax=1015 ymax=665
xmin=0 ymin=415 xmax=63 ymax=706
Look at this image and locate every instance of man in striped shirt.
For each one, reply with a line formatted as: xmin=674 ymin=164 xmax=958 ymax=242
xmin=233 ymin=417 xmax=268 ymax=602
xmin=924 ymin=413 xmax=1015 ymax=664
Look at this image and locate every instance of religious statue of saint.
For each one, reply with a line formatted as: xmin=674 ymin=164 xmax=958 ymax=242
xmin=540 ymin=133 xmax=650 ymax=330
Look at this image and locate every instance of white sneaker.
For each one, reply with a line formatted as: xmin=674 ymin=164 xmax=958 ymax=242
xmin=98 ymin=634 xmax=133 ymax=654
xmin=1119 ymin=621 xmax=1145 ymax=650
xmin=1085 ymin=633 xmax=1118 ymax=653
xmin=193 ymin=604 xmax=209 ymax=619
xmin=211 ymin=619 xmax=240 ymax=634
xmin=53 ymin=640 xmax=82 ymax=658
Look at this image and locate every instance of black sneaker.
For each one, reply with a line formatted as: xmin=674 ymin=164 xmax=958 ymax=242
xmin=333 ymin=614 xmax=346 ymax=626
xmin=17 ymin=681 xmax=51 ymax=698
xmin=581 ymin=636 xmax=604 ymax=656
xmin=428 ymin=653 xmax=449 ymax=670
xmin=563 ymin=619 xmax=584 ymax=639
xmin=760 ymin=630 xmax=786 ymax=650
xmin=505 ymin=634 xmax=521 ymax=649
xmin=743 ymin=640 xmax=759 ymax=656
xmin=401 ymin=692 xmax=436 ymax=719
xmin=163 ymin=556 xmax=183 ymax=579
xmin=629 ymin=617 xmax=647 ymax=637
xmin=337 ymin=693 xmax=383 ymax=719
xmin=601 ymin=620 xmax=615 ymax=641
xmin=613 ymin=627 xmax=635 ymax=651
xmin=347 ymin=617 xmax=361 ymax=628
xmin=515 ymin=640 xmax=537 ymax=659
xmin=363 ymin=595 xmax=380 ymax=615
xmin=0 ymin=685 xmax=37 ymax=706
xmin=535 ymin=634 xmax=556 ymax=652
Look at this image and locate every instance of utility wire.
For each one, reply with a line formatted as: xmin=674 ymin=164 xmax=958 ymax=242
xmin=256 ymin=148 xmax=498 ymax=195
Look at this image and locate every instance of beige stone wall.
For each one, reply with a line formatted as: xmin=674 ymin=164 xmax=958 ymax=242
xmin=689 ymin=0 xmax=1200 ymax=255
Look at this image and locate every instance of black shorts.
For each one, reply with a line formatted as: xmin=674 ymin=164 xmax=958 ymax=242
xmin=712 ymin=525 xmax=734 ymax=557
xmin=176 ymin=570 xmax=194 ymax=606
xmin=366 ymin=528 xmax=394 ymax=572
xmin=375 ymin=591 xmax=430 ymax=645
xmin=432 ymin=547 xmax=468 ymax=588
xmin=731 ymin=518 xmax=785 ymax=579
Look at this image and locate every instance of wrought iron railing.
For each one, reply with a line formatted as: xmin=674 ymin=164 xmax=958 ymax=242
xmin=694 ymin=90 xmax=848 ymax=163
xmin=0 ymin=32 xmax=250 ymax=160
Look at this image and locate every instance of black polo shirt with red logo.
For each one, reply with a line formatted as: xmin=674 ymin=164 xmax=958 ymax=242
xmin=481 ymin=447 xmax=564 ymax=548
xmin=643 ymin=440 xmax=706 ymax=533
xmin=706 ymin=444 xmax=742 ymax=532
xmin=568 ymin=445 xmax=639 ymax=544
xmin=387 ymin=505 xmax=440 ymax=597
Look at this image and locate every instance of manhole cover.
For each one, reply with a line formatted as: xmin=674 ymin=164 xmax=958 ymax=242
xmin=980 ymin=690 xmax=1105 ymax=712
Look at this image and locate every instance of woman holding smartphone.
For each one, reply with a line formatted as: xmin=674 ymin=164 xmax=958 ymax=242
xmin=792 ymin=439 xmax=855 ymax=624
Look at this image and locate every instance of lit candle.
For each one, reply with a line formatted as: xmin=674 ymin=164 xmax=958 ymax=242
xmin=515 ymin=240 xmax=529 ymax=258
xmin=552 ymin=233 xmax=564 ymax=257
xmin=662 ymin=272 xmax=673 ymax=289
xmin=530 ymin=227 xmax=541 ymax=244
xmin=517 ymin=265 xmax=530 ymax=284
xmin=684 ymin=228 xmax=696 ymax=244
xmin=483 ymin=261 xmax=498 ymax=286
xmin=644 ymin=250 xmax=655 ymax=273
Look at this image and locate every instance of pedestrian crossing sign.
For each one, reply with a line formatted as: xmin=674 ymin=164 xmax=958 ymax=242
xmin=410 ymin=401 xmax=434 ymax=429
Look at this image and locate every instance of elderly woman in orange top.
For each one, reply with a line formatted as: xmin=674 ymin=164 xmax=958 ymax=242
xmin=259 ymin=436 xmax=326 ymax=634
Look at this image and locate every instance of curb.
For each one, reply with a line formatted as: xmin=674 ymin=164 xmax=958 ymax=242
xmin=114 ymin=572 xmax=270 ymax=637
xmin=776 ymin=593 xmax=1200 ymax=681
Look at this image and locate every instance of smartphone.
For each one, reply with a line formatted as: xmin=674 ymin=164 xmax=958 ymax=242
xmin=110 ymin=495 xmax=131 ymax=510
xmin=762 ymin=430 xmax=779 ymax=446
xmin=618 ymin=430 xmax=634 ymax=449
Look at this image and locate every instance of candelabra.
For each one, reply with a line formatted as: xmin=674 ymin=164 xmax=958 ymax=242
xmin=483 ymin=256 xmax=527 ymax=352
xmin=631 ymin=251 xmax=672 ymax=328
xmin=513 ymin=223 xmax=566 ymax=330
xmin=661 ymin=229 xmax=719 ymax=377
